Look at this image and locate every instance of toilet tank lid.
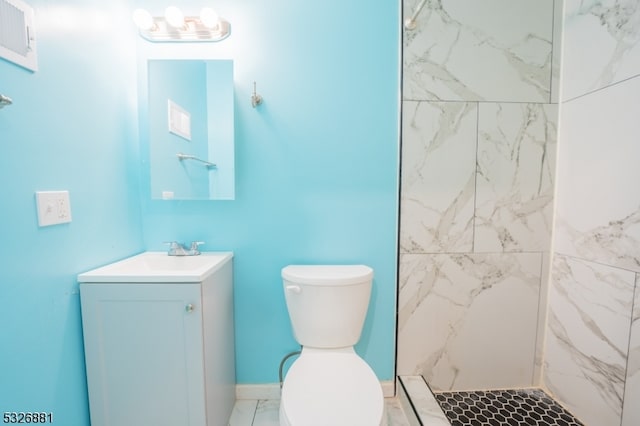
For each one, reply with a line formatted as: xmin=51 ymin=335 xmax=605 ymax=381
xmin=282 ymin=265 xmax=373 ymax=286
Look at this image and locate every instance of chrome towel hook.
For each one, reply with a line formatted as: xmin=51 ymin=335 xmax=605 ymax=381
xmin=0 ymin=94 xmax=12 ymax=109
xmin=251 ymin=81 xmax=263 ymax=108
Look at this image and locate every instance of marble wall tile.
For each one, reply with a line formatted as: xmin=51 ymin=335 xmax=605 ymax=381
xmin=551 ymin=0 xmax=565 ymax=103
xmin=403 ymin=0 xmax=554 ymax=102
xmin=554 ymin=76 xmax=640 ymax=273
xmin=400 ymin=101 xmax=477 ymax=254
xmin=561 ymin=0 xmax=640 ymax=100
xmin=622 ymin=274 xmax=640 ymax=426
xmin=397 ymin=252 xmax=541 ymax=391
xmin=544 ymin=255 xmax=635 ymax=426
xmin=533 ymin=252 xmax=551 ymax=384
xmin=474 ymin=103 xmax=557 ymax=253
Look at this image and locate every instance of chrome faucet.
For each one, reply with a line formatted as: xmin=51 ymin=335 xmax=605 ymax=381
xmin=164 ymin=241 xmax=204 ymax=256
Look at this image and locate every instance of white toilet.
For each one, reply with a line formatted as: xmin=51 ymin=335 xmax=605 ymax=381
xmin=279 ymin=265 xmax=384 ymax=426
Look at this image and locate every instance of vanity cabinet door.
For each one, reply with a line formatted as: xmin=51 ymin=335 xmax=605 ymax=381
xmin=80 ymin=283 xmax=206 ymax=426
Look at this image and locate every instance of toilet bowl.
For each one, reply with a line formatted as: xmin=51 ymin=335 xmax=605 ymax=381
xmin=279 ymin=347 xmax=383 ymax=426
xmin=280 ymin=265 xmax=384 ymax=426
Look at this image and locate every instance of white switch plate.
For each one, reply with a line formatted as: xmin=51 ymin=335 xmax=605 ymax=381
xmin=36 ymin=191 xmax=72 ymax=226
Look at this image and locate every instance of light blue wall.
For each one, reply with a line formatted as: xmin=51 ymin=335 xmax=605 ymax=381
xmin=0 ymin=1 xmax=144 ymax=424
xmin=0 ymin=0 xmax=399 ymax=421
xmin=139 ymin=0 xmax=400 ymax=384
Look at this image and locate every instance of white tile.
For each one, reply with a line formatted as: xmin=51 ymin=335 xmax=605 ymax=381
xmin=544 ymin=255 xmax=635 ymax=426
xmin=397 ymin=253 xmax=541 ymax=390
xmin=398 ymin=376 xmax=449 ymax=426
xmin=229 ymin=399 xmax=258 ymax=426
xmin=232 ymin=398 xmax=413 ymax=426
xmin=383 ymin=397 xmax=412 ymax=426
xmin=403 ymin=0 xmax=554 ymax=102
xmin=533 ymin=252 xmax=551 ymax=384
xmin=622 ymin=274 xmax=640 ymax=426
xmin=400 ymin=101 xmax=477 ymax=253
xmin=396 ymin=379 xmax=422 ymax=426
xmin=550 ymin=0 xmax=564 ymax=103
xmin=554 ymin=76 xmax=640 ymax=273
xmin=475 ymin=103 xmax=558 ymax=252
xmin=251 ymin=400 xmax=281 ymax=426
xmin=561 ymin=0 xmax=640 ymax=100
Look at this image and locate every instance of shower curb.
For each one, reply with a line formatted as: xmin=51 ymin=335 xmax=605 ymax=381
xmin=397 ymin=376 xmax=450 ymax=426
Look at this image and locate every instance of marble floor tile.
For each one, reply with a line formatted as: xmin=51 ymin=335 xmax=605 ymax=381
xmin=228 ymin=399 xmax=258 ymax=425
xmin=398 ymin=376 xmax=449 ymax=425
xmin=251 ymin=400 xmax=280 ymax=426
xmin=229 ymin=397 xmax=412 ymax=426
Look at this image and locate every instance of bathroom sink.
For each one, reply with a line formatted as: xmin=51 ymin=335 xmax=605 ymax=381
xmin=78 ymin=251 xmax=233 ymax=283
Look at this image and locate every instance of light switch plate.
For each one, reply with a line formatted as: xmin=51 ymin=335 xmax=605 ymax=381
xmin=36 ymin=191 xmax=72 ymax=226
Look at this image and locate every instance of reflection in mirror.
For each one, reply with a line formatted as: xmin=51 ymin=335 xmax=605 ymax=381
xmin=147 ymin=59 xmax=234 ymax=200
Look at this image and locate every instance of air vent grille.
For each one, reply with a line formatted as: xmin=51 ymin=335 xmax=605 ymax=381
xmin=0 ymin=0 xmax=27 ymax=55
xmin=0 ymin=0 xmax=37 ymax=71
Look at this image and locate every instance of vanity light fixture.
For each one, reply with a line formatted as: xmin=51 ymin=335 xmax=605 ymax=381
xmin=132 ymin=6 xmax=230 ymax=42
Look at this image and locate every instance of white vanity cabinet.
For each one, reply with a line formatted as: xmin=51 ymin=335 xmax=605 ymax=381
xmin=78 ymin=252 xmax=235 ymax=426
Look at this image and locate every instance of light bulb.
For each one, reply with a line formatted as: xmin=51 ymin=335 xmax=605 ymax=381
xmin=164 ymin=6 xmax=184 ymax=28
xmin=199 ymin=7 xmax=219 ymax=29
xmin=132 ymin=8 xmax=154 ymax=30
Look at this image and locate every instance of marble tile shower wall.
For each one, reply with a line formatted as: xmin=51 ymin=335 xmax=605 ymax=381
xmin=398 ymin=0 xmax=559 ymax=391
xmin=543 ymin=1 xmax=640 ymax=425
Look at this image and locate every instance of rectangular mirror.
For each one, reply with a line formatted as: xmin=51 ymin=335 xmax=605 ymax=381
xmin=146 ymin=59 xmax=234 ymax=200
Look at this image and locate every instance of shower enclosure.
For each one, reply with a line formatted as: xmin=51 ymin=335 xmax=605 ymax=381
xmin=397 ymin=1 xmax=640 ymax=425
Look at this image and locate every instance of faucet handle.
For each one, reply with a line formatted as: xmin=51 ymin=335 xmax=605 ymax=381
xmin=163 ymin=241 xmax=187 ymax=255
xmin=189 ymin=241 xmax=204 ymax=254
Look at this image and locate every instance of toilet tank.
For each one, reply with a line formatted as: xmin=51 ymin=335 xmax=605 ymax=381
xmin=282 ymin=265 xmax=373 ymax=348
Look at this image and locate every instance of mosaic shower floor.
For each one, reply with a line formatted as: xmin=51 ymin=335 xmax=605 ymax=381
xmin=434 ymin=389 xmax=585 ymax=426
xmin=398 ymin=376 xmax=585 ymax=426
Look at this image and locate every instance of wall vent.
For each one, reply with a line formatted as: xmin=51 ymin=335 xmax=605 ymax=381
xmin=0 ymin=0 xmax=37 ymax=71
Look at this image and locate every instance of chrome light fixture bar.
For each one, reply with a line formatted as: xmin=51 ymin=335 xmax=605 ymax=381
xmin=133 ymin=7 xmax=230 ymax=42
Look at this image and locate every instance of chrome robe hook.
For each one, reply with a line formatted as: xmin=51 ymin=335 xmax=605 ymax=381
xmin=251 ymin=81 xmax=263 ymax=107
xmin=0 ymin=94 xmax=12 ymax=109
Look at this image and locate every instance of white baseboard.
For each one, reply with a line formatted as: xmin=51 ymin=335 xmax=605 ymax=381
xmin=236 ymin=383 xmax=282 ymax=400
xmin=381 ymin=380 xmax=395 ymax=397
xmin=236 ymin=381 xmax=395 ymax=400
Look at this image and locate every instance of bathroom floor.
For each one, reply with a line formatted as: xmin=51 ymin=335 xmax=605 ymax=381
xmin=229 ymin=379 xmax=585 ymax=426
xmin=434 ymin=389 xmax=585 ymax=426
xmin=229 ymin=398 xmax=412 ymax=425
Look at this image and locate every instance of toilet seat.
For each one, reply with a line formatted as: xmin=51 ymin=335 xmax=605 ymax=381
xmin=280 ymin=349 xmax=384 ymax=426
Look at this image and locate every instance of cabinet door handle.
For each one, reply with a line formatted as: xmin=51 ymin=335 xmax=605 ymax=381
xmin=185 ymin=303 xmax=195 ymax=313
